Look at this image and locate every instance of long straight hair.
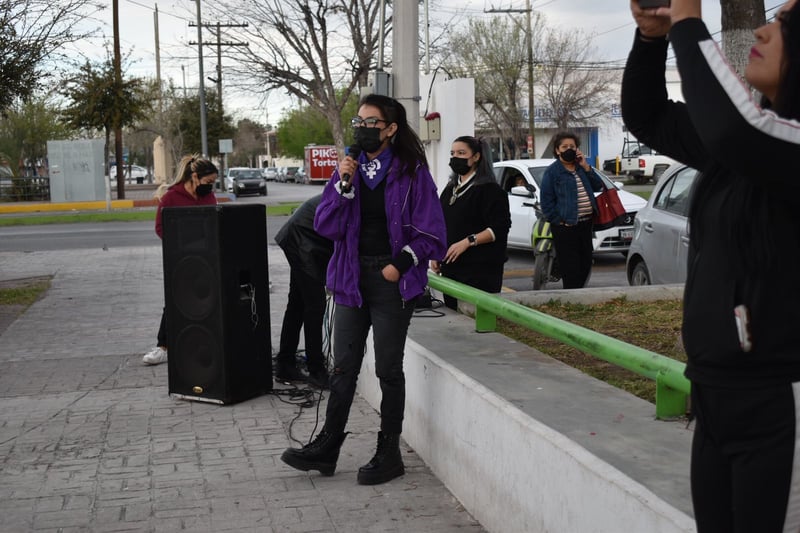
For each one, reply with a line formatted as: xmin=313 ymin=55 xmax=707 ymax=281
xmin=359 ymin=94 xmax=427 ymax=175
xmin=689 ymin=1 xmax=800 ymax=271
xmin=448 ymin=135 xmax=495 ymax=186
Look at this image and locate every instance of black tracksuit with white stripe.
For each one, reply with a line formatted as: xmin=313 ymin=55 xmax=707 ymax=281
xmin=622 ymin=19 xmax=800 ymax=533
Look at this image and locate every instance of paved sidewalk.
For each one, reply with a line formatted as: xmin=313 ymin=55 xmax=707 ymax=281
xmin=0 ymin=244 xmax=484 ymax=532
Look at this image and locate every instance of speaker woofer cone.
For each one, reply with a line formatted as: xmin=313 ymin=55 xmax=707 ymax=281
xmin=171 ymin=256 xmax=216 ymax=320
xmin=174 ymin=324 xmax=222 ymax=387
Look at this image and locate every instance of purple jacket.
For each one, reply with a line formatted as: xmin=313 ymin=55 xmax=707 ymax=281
xmin=314 ymin=155 xmax=446 ymax=307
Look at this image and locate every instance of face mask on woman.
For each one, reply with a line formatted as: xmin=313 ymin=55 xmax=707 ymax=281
xmin=196 ymin=183 xmax=214 ymax=196
xmin=560 ymin=148 xmax=577 ymax=163
xmin=448 ymin=157 xmax=472 ymax=176
xmin=354 ymin=127 xmax=384 ymax=153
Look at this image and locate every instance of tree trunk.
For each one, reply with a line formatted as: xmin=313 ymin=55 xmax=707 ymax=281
xmin=720 ymin=0 xmax=766 ymax=79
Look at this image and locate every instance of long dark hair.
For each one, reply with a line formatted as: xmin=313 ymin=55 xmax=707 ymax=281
xmin=772 ymin=1 xmax=800 ymax=120
xmin=359 ymin=94 xmax=427 ymax=175
xmin=448 ymin=135 xmax=495 ymax=186
xmin=690 ymin=2 xmax=800 ymax=272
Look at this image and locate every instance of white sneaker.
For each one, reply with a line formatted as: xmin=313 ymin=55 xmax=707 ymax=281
xmin=142 ymin=346 xmax=167 ymax=365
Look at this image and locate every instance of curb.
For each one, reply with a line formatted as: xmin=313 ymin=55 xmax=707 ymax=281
xmin=0 ymin=195 xmax=232 ymax=214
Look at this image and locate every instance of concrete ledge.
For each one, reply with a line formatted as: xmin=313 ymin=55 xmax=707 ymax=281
xmin=356 ymin=300 xmax=695 ymax=532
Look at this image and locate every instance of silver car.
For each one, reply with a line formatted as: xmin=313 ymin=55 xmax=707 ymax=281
xmin=626 ymin=164 xmax=698 ymax=285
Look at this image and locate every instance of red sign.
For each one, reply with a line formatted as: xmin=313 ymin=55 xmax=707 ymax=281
xmin=305 ymin=145 xmax=339 ymax=182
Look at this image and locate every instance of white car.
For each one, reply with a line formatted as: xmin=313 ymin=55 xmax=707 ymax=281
xmin=493 ymin=159 xmax=647 ymax=254
xmin=109 ymin=164 xmax=149 ymax=183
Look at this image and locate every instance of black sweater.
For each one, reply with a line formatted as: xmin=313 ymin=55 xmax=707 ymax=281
xmin=439 ymin=177 xmax=511 ymax=274
xmin=622 ymin=20 xmax=800 ymax=388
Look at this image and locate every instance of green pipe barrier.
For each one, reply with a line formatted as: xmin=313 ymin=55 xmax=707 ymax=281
xmin=427 ymin=272 xmax=690 ymax=419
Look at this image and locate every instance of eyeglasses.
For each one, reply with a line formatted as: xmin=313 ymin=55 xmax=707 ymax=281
xmin=350 ymin=116 xmax=387 ymax=128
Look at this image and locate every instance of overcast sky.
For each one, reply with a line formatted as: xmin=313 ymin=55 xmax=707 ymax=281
xmin=74 ymin=0 xmax=779 ymax=124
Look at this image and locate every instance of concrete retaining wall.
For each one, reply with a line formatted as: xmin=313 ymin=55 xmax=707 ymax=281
xmin=355 ymin=285 xmax=695 ymax=532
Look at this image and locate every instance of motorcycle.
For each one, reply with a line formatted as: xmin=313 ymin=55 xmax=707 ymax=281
xmin=531 ymin=203 xmax=561 ymax=290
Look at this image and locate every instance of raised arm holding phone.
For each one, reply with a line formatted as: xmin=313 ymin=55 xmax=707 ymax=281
xmin=622 ymin=0 xmax=800 ymax=531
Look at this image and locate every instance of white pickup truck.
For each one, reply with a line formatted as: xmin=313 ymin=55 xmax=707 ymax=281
xmin=618 ymin=138 xmax=676 ymax=184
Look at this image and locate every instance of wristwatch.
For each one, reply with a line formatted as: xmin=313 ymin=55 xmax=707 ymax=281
xmin=467 ymin=234 xmax=477 ymax=246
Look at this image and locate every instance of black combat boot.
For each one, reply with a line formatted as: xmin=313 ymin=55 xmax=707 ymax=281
xmin=281 ymin=430 xmax=348 ymax=476
xmin=274 ymin=361 xmax=306 ymax=384
xmin=356 ymin=431 xmax=404 ymax=485
xmin=306 ymin=366 xmax=330 ymax=389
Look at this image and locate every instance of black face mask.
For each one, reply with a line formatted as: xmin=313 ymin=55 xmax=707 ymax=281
xmin=559 ymin=148 xmax=577 ymax=163
xmin=196 ymin=183 xmax=213 ymax=196
xmin=449 ymin=157 xmax=472 ymax=176
xmin=354 ymin=127 xmax=384 ymax=153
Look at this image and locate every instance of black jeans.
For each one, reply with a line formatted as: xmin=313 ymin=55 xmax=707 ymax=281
xmin=277 ymin=266 xmax=327 ymax=372
xmin=690 ymin=382 xmax=798 ymax=532
xmin=440 ymin=263 xmax=504 ymax=310
xmin=550 ymin=218 xmax=593 ymax=289
xmin=156 ymin=307 xmax=167 ymax=347
xmin=323 ymin=256 xmax=416 ymax=436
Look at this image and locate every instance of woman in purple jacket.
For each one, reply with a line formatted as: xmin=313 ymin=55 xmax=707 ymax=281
xmin=281 ymin=94 xmax=447 ymax=485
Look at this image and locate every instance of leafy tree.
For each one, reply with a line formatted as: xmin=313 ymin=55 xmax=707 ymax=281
xmin=60 ymin=57 xmax=153 ymax=195
xmin=444 ymin=17 xmax=537 ymax=159
xmin=444 ymin=15 xmax=614 ymax=158
xmin=0 ymin=0 xmax=103 ymax=113
xmin=231 ymin=118 xmax=267 ymax=167
xmin=276 ymin=92 xmax=359 ymax=158
xmin=171 ymin=90 xmax=236 ymax=161
xmin=206 ymin=0 xmax=385 ymax=154
xmin=535 ymin=26 xmax=616 ymax=131
xmin=0 ymin=96 xmax=73 ymax=176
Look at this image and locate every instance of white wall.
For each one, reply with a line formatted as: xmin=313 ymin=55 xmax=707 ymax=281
xmin=356 ymin=334 xmax=695 ymax=533
xmin=420 ymin=75 xmax=475 ymax=193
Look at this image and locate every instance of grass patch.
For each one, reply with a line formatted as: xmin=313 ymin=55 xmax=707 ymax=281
xmin=0 ymin=278 xmax=51 ymax=306
xmin=497 ymin=297 xmax=685 ymax=404
xmin=0 ymin=202 xmax=302 ymax=226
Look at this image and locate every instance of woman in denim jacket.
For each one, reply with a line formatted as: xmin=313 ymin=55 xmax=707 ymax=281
xmin=540 ymin=131 xmax=603 ymax=289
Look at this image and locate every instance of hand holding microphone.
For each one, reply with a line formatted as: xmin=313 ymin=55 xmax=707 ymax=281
xmin=339 ymin=145 xmax=361 ymax=193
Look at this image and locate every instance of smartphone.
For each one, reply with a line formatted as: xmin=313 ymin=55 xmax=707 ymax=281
xmin=639 ymin=0 xmax=670 ymax=7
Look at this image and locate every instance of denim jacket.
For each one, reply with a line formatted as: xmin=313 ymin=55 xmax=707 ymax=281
xmin=540 ymin=159 xmax=603 ymax=226
xmin=314 ymin=155 xmax=446 ymax=308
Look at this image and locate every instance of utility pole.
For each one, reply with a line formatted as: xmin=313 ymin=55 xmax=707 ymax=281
xmin=393 ymin=0 xmax=420 ymax=132
xmin=189 ymin=21 xmax=248 ymax=108
xmin=486 ymin=2 xmax=536 ymax=156
xmin=112 ymin=0 xmax=125 ymax=199
xmin=193 ymin=0 xmax=208 ymax=157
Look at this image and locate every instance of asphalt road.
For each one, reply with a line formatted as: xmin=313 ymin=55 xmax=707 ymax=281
xmin=0 ymin=181 xmax=639 ymax=290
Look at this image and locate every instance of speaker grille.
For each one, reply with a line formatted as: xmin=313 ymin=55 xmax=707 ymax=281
xmin=173 ymin=324 xmax=222 ymax=386
xmin=171 ymin=256 xmax=216 ymax=321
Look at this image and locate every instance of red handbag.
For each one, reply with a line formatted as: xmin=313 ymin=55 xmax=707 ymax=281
xmin=593 ymin=186 xmax=627 ymax=230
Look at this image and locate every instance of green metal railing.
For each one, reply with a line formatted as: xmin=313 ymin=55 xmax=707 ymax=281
xmin=426 ymin=273 xmax=690 ymax=419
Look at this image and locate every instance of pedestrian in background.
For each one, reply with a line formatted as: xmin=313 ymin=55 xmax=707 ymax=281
xmin=273 ymin=194 xmax=333 ymax=389
xmin=623 ymin=0 xmax=800 ymax=530
xmin=431 ymin=135 xmax=510 ymax=310
xmin=142 ymin=155 xmax=218 ymax=365
xmin=280 ymin=94 xmax=447 ymax=485
xmin=540 ymin=131 xmax=603 ymax=289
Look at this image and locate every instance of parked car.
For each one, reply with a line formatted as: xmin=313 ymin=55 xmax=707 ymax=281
xmin=493 ymin=159 xmax=648 ymax=255
xmin=262 ymin=167 xmax=278 ymax=181
xmin=109 ymin=164 xmax=150 ymax=183
xmin=277 ymin=166 xmax=300 ymax=183
xmin=225 ymin=167 xmax=267 ymax=197
xmin=626 ymin=164 xmax=698 ymax=285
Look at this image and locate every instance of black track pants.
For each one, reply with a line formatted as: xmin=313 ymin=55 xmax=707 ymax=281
xmin=691 ymin=382 xmax=800 ymax=532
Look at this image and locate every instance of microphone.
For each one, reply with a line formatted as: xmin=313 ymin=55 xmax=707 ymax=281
xmin=340 ymin=145 xmax=361 ymax=190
